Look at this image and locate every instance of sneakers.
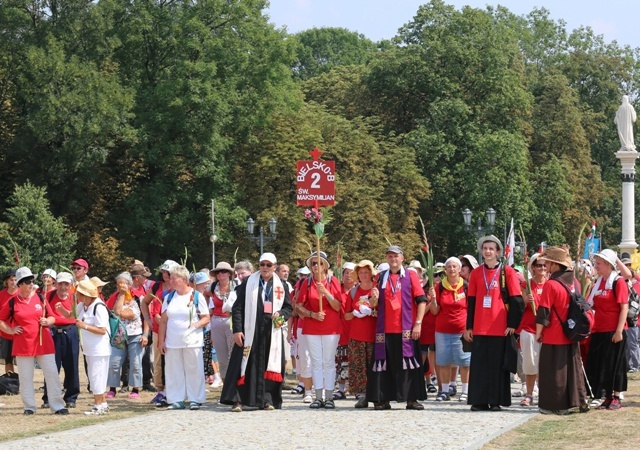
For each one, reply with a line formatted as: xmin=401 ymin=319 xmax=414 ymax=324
xmin=302 ymin=394 xmax=313 ymax=403
xmin=597 ymin=397 xmax=612 ymax=410
xmin=608 ymin=398 xmax=622 ymax=410
xmin=263 ymin=403 xmax=275 ymax=411
xmin=151 ymin=393 xmax=166 ymax=404
xmin=210 ymin=375 xmax=223 ymax=389
xmin=142 ymin=384 xmax=158 ymax=393
xmin=54 ymin=408 xmax=69 ymax=415
xmin=436 ymin=392 xmax=450 ymax=402
xmin=231 ymin=403 xmax=242 ymax=412
xmin=106 ymin=391 xmax=116 ymax=399
xmin=23 ymin=409 xmax=35 ymax=416
xmin=65 ymin=402 xmax=76 ymax=409
xmin=128 ymin=392 xmax=141 ymax=400
xmin=84 ymin=405 xmax=108 ymax=416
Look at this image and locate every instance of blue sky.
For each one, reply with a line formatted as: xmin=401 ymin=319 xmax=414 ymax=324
xmin=266 ymin=0 xmax=639 ymax=48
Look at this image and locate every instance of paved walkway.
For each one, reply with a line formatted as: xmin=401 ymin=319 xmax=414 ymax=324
xmin=3 ymin=390 xmax=537 ymax=449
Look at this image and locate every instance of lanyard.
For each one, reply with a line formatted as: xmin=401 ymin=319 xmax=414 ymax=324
xmin=260 ymin=278 xmax=272 ymax=302
xmin=482 ymin=264 xmax=501 ymax=293
xmin=389 ymin=273 xmax=402 ymax=297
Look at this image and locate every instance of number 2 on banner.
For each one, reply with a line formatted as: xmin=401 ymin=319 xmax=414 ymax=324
xmin=310 ymin=173 xmax=321 ymax=189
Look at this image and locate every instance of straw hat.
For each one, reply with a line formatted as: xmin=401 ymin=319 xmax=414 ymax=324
xmin=211 ymin=261 xmax=234 ymax=277
xmin=538 ymin=247 xmax=572 ymax=268
xmin=306 ymin=251 xmax=330 ymax=269
xmin=89 ymin=276 xmax=109 ymax=288
xmin=76 ymin=279 xmax=99 ymax=298
xmin=477 ymin=235 xmax=503 ymax=255
xmin=350 ymin=260 xmax=377 ymax=283
xmin=408 ymin=260 xmax=424 ymax=274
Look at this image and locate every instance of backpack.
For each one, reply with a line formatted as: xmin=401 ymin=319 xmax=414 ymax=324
xmin=613 ymin=277 xmax=640 ymax=327
xmin=552 ymin=279 xmax=593 ymax=342
xmin=93 ymin=302 xmax=128 ymax=350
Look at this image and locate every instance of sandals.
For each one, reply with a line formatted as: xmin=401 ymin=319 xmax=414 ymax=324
xmin=520 ymin=395 xmax=532 ymax=407
xmin=291 ymin=385 xmax=304 ymax=395
xmin=309 ymin=399 xmax=324 ymax=409
xmin=167 ymin=402 xmax=185 ymax=410
xmin=324 ymin=399 xmax=335 ymax=409
xmin=458 ymin=392 xmax=468 ymax=402
xmin=332 ymin=391 xmax=346 ymax=400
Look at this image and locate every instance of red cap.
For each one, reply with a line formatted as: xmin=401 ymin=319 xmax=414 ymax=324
xmin=72 ymin=258 xmax=89 ymax=269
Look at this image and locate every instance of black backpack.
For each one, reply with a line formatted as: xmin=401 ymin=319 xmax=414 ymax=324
xmin=613 ymin=277 xmax=640 ymax=327
xmin=552 ymin=279 xmax=593 ymax=342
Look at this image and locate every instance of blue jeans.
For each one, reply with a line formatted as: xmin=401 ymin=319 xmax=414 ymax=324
xmin=108 ymin=335 xmax=143 ymax=388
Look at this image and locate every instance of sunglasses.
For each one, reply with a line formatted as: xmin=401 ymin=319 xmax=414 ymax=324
xmin=21 ymin=279 xmax=34 ymax=285
xmin=71 ymin=266 xmax=84 ymax=271
xmin=259 ymin=262 xmax=273 ymax=268
xmin=533 ymin=263 xmax=546 ymax=268
xmin=311 ymin=261 xmax=325 ymax=267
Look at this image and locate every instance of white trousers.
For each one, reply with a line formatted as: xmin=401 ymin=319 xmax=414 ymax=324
xmin=16 ymin=354 xmax=65 ymax=412
xmin=209 ymin=316 xmax=233 ymax=378
xmin=86 ymin=355 xmax=110 ymax=395
xmin=296 ymin=332 xmax=312 ymax=378
xmin=306 ymin=334 xmax=340 ymax=391
xmin=165 ymin=347 xmax=206 ymax=404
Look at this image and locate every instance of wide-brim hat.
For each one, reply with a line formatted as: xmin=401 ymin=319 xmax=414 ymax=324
xmin=538 ymin=247 xmax=572 ymax=268
xmin=89 ymin=276 xmax=109 ymax=288
xmin=350 ymin=260 xmax=377 ymax=283
xmin=477 ymin=235 xmax=503 ymax=255
xmin=408 ymin=260 xmax=424 ymax=274
xmin=434 ymin=262 xmax=445 ymax=274
xmin=76 ymin=279 xmax=99 ymax=298
xmin=15 ymin=267 xmax=36 ymax=284
xmin=306 ymin=251 xmax=330 ymax=269
xmin=592 ymin=249 xmax=617 ymax=269
xmin=459 ymin=254 xmax=479 ymax=270
xmin=211 ymin=261 xmax=234 ymax=277
xmin=527 ymin=253 xmax=542 ymax=274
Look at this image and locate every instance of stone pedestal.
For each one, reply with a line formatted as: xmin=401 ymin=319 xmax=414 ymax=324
xmin=616 ymin=150 xmax=640 ymax=255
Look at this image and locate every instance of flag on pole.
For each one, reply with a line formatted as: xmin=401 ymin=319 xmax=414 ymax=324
xmin=505 ymin=218 xmax=515 ymax=266
xmin=583 ymin=220 xmax=600 ymax=258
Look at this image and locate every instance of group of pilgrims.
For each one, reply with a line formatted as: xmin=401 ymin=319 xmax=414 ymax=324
xmin=0 ymin=233 xmax=635 ymax=416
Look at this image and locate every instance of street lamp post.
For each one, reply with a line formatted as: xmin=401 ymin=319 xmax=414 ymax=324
xmin=462 ymin=207 xmax=497 ymax=261
xmin=246 ymin=217 xmax=277 ymax=255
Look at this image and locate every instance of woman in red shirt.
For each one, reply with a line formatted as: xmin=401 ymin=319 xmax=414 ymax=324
xmin=536 ymin=247 xmax=589 ymax=414
xmin=0 ymin=267 xmax=68 ymax=415
xmin=344 ymin=260 xmax=378 ymax=408
xmin=428 ymin=257 xmax=470 ymax=402
xmin=296 ymin=251 xmax=343 ymax=409
xmin=585 ymin=249 xmax=629 ymax=410
xmin=0 ymin=269 xmax=18 ymax=374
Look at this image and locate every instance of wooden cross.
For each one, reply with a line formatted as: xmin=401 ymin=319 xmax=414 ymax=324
xmin=275 ymin=286 xmax=284 ymax=300
xmin=309 ymin=147 xmax=323 ymax=161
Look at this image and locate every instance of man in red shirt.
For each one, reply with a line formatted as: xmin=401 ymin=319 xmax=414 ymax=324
xmin=367 ymin=246 xmax=427 ymax=410
xmin=464 ymin=235 xmax=524 ymax=411
xmin=42 ymin=272 xmax=80 ymax=409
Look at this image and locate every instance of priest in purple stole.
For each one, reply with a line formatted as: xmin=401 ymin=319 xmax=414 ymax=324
xmin=366 ymin=246 xmax=428 ymax=410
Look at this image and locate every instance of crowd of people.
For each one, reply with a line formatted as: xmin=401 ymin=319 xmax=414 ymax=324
xmin=0 ymin=235 xmax=636 ymax=416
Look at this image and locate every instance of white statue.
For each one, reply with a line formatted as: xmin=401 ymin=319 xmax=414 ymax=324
xmin=615 ymin=95 xmax=637 ymax=151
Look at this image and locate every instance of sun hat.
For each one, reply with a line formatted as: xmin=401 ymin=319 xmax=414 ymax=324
xmin=194 ymin=272 xmax=210 ymax=285
xmin=76 ymin=279 xmax=99 ymax=298
xmin=477 ymin=235 xmax=503 ymax=255
xmin=350 ymin=260 xmax=377 ymax=283
xmin=434 ymin=262 xmax=445 ymax=274
xmin=386 ymin=245 xmax=403 ymax=255
xmin=15 ymin=267 xmax=36 ymax=284
xmin=408 ymin=260 xmax=424 ymax=274
xmin=592 ymin=249 xmax=617 ymax=269
xmin=538 ymin=247 xmax=572 ymax=268
xmin=42 ymin=269 xmax=57 ymax=279
xmin=459 ymin=254 xmax=479 ymax=270
xmin=527 ymin=253 xmax=542 ymax=274
xmin=260 ymin=253 xmax=277 ymax=264
xmin=211 ymin=261 xmax=235 ymax=277
xmin=130 ymin=263 xmax=151 ymax=277
xmin=56 ymin=272 xmax=73 ymax=284
xmin=160 ymin=260 xmax=178 ymax=271
xmin=297 ymin=267 xmax=311 ymax=276
xmin=89 ymin=276 xmax=109 ymax=288
xmin=71 ymin=258 xmax=89 ymax=269
xmin=306 ymin=251 xmax=330 ymax=269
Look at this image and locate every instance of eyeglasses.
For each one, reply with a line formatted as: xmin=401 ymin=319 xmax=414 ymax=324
xmin=259 ymin=262 xmax=273 ymax=268
xmin=311 ymin=261 xmax=325 ymax=266
xmin=71 ymin=266 xmax=84 ymax=271
xmin=533 ymin=263 xmax=546 ymax=268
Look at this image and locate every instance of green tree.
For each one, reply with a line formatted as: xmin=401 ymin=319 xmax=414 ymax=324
xmin=0 ymin=182 xmax=77 ymax=274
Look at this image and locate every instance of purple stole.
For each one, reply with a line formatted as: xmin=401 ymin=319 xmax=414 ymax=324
xmin=373 ymin=269 xmax=419 ymax=372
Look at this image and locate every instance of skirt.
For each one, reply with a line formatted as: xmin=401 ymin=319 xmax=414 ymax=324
xmin=586 ymin=331 xmax=628 ymax=396
xmin=467 ymin=335 xmax=511 ymax=407
xmin=538 ymin=343 xmax=587 ymax=410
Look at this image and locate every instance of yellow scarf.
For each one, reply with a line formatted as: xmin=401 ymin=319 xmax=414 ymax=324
xmin=441 ymin=277 xmax=464 ymax=292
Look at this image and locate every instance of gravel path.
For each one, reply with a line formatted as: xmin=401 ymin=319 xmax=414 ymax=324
xmin=2 ymin=388 xmax=537 ymax=449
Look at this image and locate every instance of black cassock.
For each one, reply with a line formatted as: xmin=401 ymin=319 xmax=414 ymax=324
xmin=220 ymin=277 xmax=292 ymax=409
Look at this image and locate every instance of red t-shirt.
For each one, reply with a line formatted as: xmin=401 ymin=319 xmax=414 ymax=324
xmin=419 ymin=308 xmax=436 ymax=345
xmin=339 ymin=286 xmax=352 ymax=346
xmin=434 ymin=283 xmax=467 ymax=334
xmin=47 ymin=291 xmax=76 ymax=326
xmin=347 ymin=286 xmax=377 ymax=343
xmin=468 ymin=264 xmax=521 ymax=336
xmin=0 ymin=289 xmax=16 ymax=340
xmin=299 ymin=277 xmax=343 ymax=335
xmin=517 ymin=279 xmax=545 ymax=334
xmin=592 ymin=277 xmax=628 ymax=333
xmin=383 ymin=270 xmax=425 ymax=333
xmin=538 ymin=279 xmax=572 ymax=345
xmin=0 ymin=293 xmax=55 ymax=356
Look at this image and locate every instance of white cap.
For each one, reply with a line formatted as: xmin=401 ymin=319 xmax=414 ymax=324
xmin=43 ymin=269 xmax=57 ymax=279
xmin=161 ymin=260 xmax=178 ymax=271
xmin=259 ymin=253 xmax=277 ymax=264
xmin=297 ymin=267 xmax=311 ymax=275
xmin=377 ymin=263 xmax=390 ymax=272
xmin=342 ymin=262 xmax=356 ymax=272
xmin=56 ymin=272 xmax=73 ymax=284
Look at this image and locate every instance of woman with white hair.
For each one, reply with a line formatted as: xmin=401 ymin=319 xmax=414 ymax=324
xmin=106 ymin=272 xmax=146 ymax=400
xmin=158 ymin=265 xmax=210 ymax=410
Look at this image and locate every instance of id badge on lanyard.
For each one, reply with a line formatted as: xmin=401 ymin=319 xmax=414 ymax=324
xmin=482 ymin=265 xmax=501 ymax=309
